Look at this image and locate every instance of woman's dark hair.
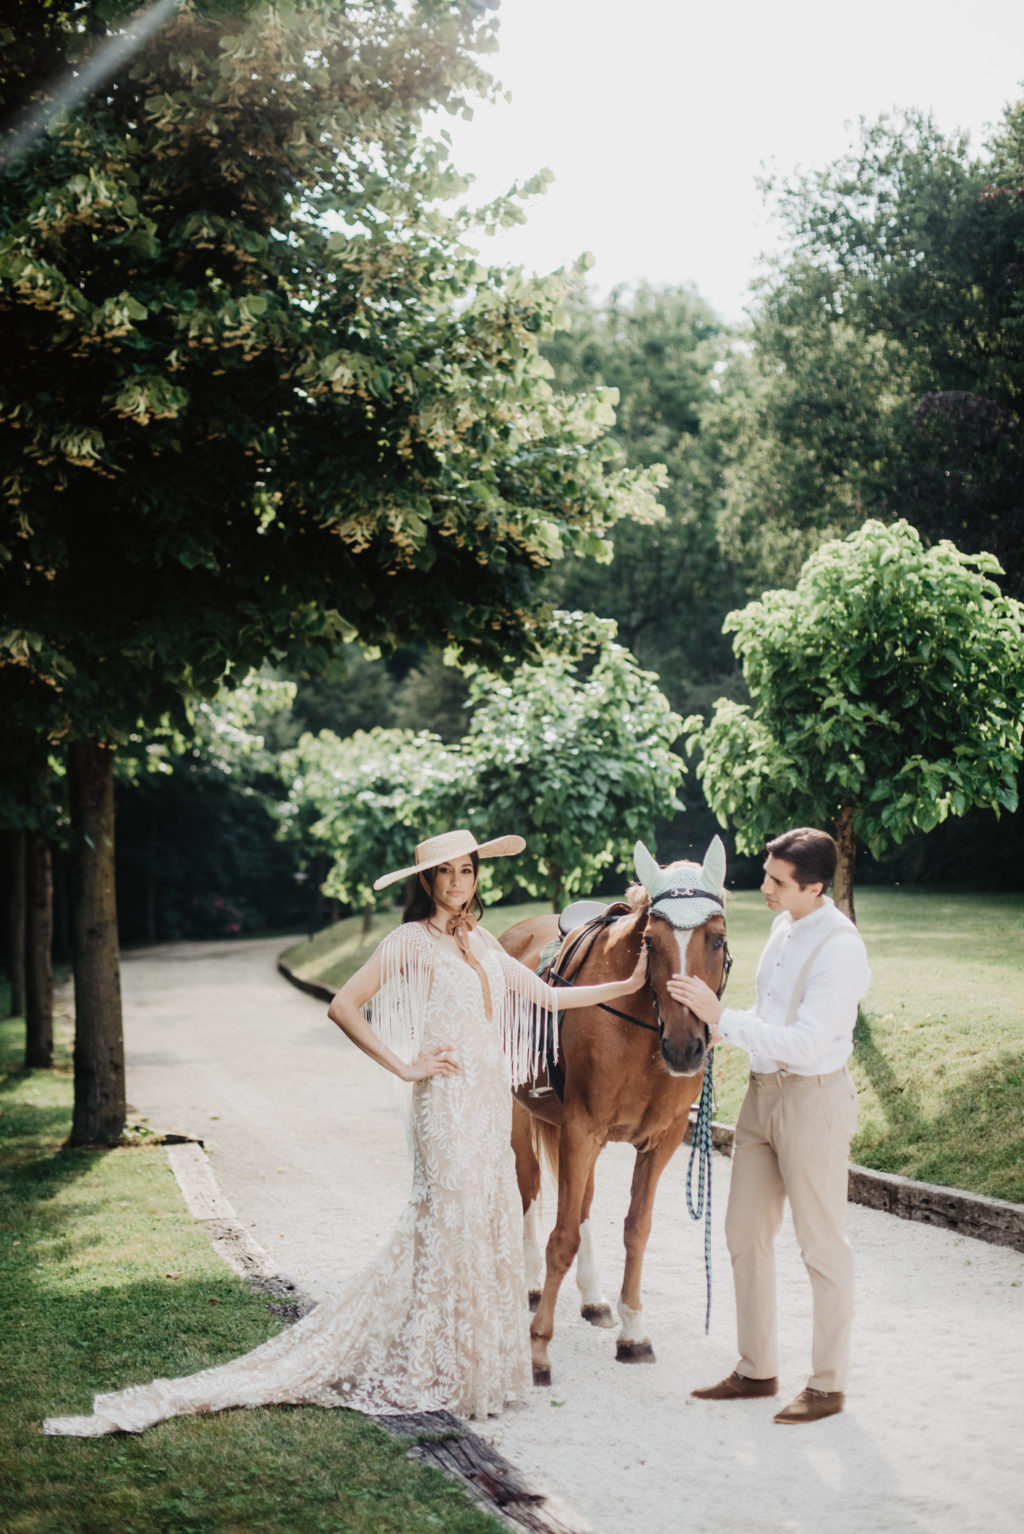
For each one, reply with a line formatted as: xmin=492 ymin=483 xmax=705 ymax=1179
xmin=765 ymin=827 xmax=837 ymax=891
xmin=402 ymin=852 xmax=483 ymax=924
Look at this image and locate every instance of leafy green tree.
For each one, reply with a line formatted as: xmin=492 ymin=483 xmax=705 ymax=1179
xmin=459 ymin=613 xmax=686 ymax=908
xmin=719 ymin=104 xmax=1024 ymax=597
xmin=542 ymin=283 xmax=742 ymax=713
xmin=390 ymin=652 xmax=471 ymax=742
xmin=0 ymin=685 xmax=68 ymax=1058
xmin=114 ymin=675 xmax=300 ymax=943
xmin=0 ymin=1 xmax=660 ymax=1141
xmin=712 ymin=302 xmax=911 ymax=592
xmin=279 ymin=616 xmax=685 ymax=917
xmin=287 ymin=644 xmax=471 ymax=744
xmin=685 ymin=521 xmax=1024 ymax=919
xmin=279 ymin=727 xmax=461 ymax=929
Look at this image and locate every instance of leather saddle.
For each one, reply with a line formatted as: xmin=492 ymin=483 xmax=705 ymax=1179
xmin=558 ymin=897 xmax=630 ymax=936
xmin=528 ymin=899 xmax=631 ymax=1102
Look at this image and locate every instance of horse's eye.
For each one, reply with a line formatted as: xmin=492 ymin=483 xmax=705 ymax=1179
xmin=712 ymin=936 xmax=725 ymax=951
xmin=643 ymin=936 xmax=654 ymax=951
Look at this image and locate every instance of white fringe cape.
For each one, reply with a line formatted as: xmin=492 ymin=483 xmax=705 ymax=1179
xmin=361 ymin=922 xmax=558 ymax=1139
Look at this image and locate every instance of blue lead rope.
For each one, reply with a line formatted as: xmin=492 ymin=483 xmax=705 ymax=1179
xmin=685 ymin=1047 xmax=715 ymax=1334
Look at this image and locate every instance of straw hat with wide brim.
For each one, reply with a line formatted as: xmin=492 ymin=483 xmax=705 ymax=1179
xmin=373 ymin=829 xmax=526 ymax=891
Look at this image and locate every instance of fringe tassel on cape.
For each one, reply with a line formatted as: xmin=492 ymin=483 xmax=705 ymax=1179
xmin=362 ymin=924 xmax=558 ymax=1141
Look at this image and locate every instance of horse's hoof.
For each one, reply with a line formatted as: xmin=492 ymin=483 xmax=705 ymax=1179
xmin=528 ymin=1290 xmax=541 ymax=1314
xmin=532 ymin=1365 xmax=552 ymax=1387
xmin=616 ymin=1339 xmax=656 ymax=1364
xmin=580 ymin=1302 xmax=616 ymax=1329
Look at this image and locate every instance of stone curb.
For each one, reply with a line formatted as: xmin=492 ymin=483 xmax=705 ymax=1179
xmin=281 ymin=956 xmax=1024 ymax=1258
xmin=684 ymin=1122 xmax=1024 ymax=1254
xmin=276 ymin=957 xmax=335 ymax=1004
xmin=164 ymin=1140 xmax=590 ymax=1534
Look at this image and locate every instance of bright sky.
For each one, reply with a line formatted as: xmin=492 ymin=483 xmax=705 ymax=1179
xmin=443 ymin=0 xmax=1024 ymax=322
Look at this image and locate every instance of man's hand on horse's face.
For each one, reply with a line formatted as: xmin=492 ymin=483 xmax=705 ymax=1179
xmin=668 ymin=974 xmax=723 ymax=1037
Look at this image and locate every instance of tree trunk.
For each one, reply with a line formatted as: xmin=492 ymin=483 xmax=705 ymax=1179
xmin=833 ymin=802 xmax=857 ymax=924
xmin=361 ymin=903 xmax=375 ymax=937
xmin=52 ymin=848 xmax=72 ymax=964
xmin=7 ymin=829 xmax=27 ymax=1018
xmin=68 ymin=740 xmax=125 ymax=1146
xmin=24 ymin=830 xmax=54 ymax=1068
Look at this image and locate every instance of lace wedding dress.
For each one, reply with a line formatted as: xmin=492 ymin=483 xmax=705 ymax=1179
xmin=44 ymin=924 xmax=556 ymax=1436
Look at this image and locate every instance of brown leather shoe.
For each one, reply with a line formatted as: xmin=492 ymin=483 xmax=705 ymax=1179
xmin=773 ymin=1388 xmax=844 ymax=1424
xmin=691 ymin=1370 xmax=779 ymax=1400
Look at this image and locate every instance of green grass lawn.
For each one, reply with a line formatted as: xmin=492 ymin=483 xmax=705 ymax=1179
xmin=710 ymin=888 xmax=1024 ymax=1201
xmin=2 ymin=886 xmax=1020 ymax=1529
xmin=284 ymin=887 xmax=1024 ymax=1202
xmin=0 ymin=1021 xmax=497 ymax=1534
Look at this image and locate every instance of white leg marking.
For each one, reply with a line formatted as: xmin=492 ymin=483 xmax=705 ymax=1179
xmin=617 ymin=1297 xmax=650 ymax=1345
xmin=575 ymin=1218 xmax=605 ymax=1307
xmin=523 ymin=1197 xmax=544 ymax=1293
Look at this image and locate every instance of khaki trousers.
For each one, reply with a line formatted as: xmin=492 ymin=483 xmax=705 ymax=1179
xmin=725 ymin=1065 xmax=858 ymax=1392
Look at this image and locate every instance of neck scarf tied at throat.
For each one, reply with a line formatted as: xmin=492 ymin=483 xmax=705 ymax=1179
xmin=423 ymin=879 xmax=493 ymax=1018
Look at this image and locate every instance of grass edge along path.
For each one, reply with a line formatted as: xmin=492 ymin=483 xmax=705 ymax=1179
xmin=283 ymin=888 xmax=1024 ymax=1205
xmin=0 ymin=1019 xmax=503 ymax=1534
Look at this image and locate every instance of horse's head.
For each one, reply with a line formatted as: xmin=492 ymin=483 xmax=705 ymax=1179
xmin=631 ymin=837 xmax=730 ymax=1077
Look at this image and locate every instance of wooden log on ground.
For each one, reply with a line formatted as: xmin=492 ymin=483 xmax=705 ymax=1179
xmin=379 ymin=1411 xmax=593 ymax=1534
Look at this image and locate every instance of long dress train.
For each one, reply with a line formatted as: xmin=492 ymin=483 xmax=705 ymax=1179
xmin=43 ymin=926 xmax=555 ymax=1435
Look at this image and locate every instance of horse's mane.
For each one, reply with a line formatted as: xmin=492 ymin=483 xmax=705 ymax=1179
xmin=624 ymin=859 xmax=703 ymax=914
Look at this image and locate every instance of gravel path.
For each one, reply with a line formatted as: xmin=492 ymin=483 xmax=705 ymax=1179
xmin=116 ymin=936 xmax=1024 ymax=1534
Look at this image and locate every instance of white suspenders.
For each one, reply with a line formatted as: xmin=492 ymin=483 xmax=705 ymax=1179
xmin=769 ymin=927 xmax=847 ymax=1071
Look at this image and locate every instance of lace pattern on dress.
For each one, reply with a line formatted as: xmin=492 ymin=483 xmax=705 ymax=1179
xmin=42 ymin=921 xmax=547 ymax=1437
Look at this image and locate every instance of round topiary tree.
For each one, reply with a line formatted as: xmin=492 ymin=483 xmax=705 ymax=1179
xmin=685 ymin=520 xmax=1024 ymax=919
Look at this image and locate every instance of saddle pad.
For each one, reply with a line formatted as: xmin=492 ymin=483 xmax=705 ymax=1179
xmin=558 ymin=899 xmax=608 ymax=936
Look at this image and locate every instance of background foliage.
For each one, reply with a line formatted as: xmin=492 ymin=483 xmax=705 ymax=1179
xmin=687 ymin=521 xmax=1024 ymax=911
xmin=5 ymin=45 xmax=1024 ymax=989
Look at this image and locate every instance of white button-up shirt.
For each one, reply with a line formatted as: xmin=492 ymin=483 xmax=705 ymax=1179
xmin=718 ymin=897 xmax=871 ymax=1075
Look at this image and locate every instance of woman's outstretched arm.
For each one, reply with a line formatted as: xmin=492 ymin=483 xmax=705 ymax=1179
xmin=550 ymin=947 xmax=648 ymax=1010
xmin=482 ymin=929 xmax=647 ymax=1013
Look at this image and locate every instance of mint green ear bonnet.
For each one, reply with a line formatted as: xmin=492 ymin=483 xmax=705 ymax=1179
xmin=633 ymin=836 xmax=727 ymax=929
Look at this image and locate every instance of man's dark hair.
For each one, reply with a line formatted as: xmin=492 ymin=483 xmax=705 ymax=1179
xmin=765 ymin=827 xmax=837 ymax=891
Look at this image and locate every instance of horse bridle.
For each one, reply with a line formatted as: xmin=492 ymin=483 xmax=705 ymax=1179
xmin=646 ymin=892 xmax=733 ymax=1037
xmin=548 ymin=900 xmax=732 ymax=1038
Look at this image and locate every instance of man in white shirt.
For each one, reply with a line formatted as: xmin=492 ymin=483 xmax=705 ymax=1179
xmin=670 ymin=827 xmax=871 ymax=1424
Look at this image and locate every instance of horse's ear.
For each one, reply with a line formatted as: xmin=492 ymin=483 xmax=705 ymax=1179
xmin=702 ymin=834 xmax=727 ymax=894
xmin=633 ymin=840 xmax=661 ymax=892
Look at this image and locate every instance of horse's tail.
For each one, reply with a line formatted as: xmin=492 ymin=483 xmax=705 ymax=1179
xmin=532 ymin=1117 xmax=560 ymax=1185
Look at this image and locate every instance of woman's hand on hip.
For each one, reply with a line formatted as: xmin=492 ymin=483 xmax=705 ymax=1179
xmin=403 ymin=1045 xmax=460 ymax=1082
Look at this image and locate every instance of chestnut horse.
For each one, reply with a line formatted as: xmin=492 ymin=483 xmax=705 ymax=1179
xmin=500 ymin=837 xmax=729 ymax=1385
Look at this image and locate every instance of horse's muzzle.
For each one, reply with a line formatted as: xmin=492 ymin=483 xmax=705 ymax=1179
xmin=660 ymin=1032 xmax=707 ymax=1076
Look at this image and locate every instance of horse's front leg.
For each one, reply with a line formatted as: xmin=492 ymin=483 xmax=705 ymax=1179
xmin=531 ymin=1120 xmax=602 ymax=1386
xmin=511 ymin=1099 xmax=544 ymax=1307
xmin=616 ymin=1130 xmax=686 ymax=1363
xmin=576 ymin=1160 xmax=616 ymax=1328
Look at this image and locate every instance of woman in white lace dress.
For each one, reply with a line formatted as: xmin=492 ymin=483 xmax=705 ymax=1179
xmin=44 ymin=828 xmax=645 ymax=1436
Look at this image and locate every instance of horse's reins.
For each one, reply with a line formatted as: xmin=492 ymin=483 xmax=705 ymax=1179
xmin=546 ymin=892 xmax=732 ymax=1335
xmin=547 ymin=914 xmax=659 ymax=1032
